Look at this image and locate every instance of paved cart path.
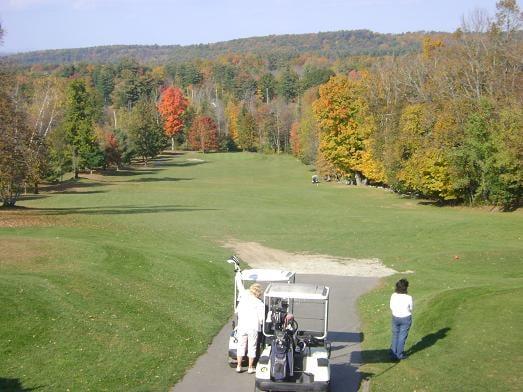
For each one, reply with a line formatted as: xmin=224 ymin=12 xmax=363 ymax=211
xmin=171 ymin=275 xmax=379 ymax=392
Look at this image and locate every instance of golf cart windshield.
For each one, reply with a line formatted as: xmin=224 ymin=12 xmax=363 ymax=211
xmin=233 ymin=269 xmax=296 ymax=312
xmin=263 ymin=283 xmax=330 ymax=340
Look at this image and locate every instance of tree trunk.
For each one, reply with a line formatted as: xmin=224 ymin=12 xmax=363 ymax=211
xmin=171 ymin=136 xmax=175 ymax=151
xmin=34 ymin=182 xmax=39 ymax=195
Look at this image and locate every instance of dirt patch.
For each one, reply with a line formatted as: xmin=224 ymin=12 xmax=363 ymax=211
xmin=222 ymin=240 xmax=398 ymax=277
xmin=0 ymin=238 xmax=50 ymax=265
xmin=0 ymin=210 xmax=54 ymax=228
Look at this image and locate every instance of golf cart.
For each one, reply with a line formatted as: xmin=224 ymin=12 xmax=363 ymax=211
xmin=254 ymin=282 xmax=331 ymax=392
xmin=227 ymin=255 xmax=296 ymax=368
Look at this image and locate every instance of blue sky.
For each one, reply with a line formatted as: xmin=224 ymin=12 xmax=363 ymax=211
xmin=0 ymin=0 xmax=499 ymax=53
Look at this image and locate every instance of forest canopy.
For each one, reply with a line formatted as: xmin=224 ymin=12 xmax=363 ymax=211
xmin=1 ymin=3 xmax=522 ymax=210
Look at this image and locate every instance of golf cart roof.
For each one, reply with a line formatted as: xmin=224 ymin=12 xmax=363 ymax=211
xmin=265 ymin=283 xmax=330 ymax=300
xmin=241 ymin=269 xmax=295 ymax=282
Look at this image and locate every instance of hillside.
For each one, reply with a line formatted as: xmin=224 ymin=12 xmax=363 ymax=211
xmin=4 ymin=29 xmax=440 ymax=65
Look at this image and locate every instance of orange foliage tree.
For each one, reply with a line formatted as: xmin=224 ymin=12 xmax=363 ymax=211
xmin=290 ymin=121 xmax=300 ymax=156
xmin=188 ymin=116 xmax=218 ymax=153
xmin=157 ymin=86 xmax=188 ymax=150
xmin=313 ymin=74 xmax=385 ymax=184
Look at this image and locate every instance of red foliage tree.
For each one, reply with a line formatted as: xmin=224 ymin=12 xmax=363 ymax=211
xmin=157 ymin=86 xmax=188 ymax=150
xmin=104 ymin=132 xmax=121 ymax=169
xmin=188 ymin=116 xmax=218 ymax=153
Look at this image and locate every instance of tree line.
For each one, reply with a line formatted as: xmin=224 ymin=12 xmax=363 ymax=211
xmin=0 ymin=1 xmax=521 ymax=209
xmin=7 ymin=29 xmax=427 ymax=66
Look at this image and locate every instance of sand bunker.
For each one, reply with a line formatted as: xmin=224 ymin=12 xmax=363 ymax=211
xmin=223 ymin=240 xmax=398 ymax=277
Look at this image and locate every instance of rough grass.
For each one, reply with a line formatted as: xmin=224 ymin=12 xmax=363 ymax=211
xmin=0 ymin=151 xmax=521 ymax=391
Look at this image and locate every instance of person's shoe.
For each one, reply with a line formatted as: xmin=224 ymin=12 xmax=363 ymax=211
xmin=248 ymin=367 xmax=255 ymax=374
xmin=236 ymin=366 xmax=242 ymax=373
xmin=398 ymin=354 xmax=408 ymax=360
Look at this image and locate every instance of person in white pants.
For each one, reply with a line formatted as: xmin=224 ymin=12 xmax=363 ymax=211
xmin=235 ymin=272 xmax=265 ymax=373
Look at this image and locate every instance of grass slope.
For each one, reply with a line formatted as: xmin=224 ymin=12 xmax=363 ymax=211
xmin=0 ymin=152 xmax=521 ymax=391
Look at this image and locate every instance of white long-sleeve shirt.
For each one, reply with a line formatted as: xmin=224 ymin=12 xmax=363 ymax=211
xmin=390 ymin=293 xmax=413 ymax=318
xmin=235 ymin=272 xmax=265 ymax=332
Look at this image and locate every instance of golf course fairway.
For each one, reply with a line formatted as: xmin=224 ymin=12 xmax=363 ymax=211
xmin=0 ymin=151 xmax=521 ymax=391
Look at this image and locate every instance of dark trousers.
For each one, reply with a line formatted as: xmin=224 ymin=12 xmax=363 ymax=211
xmin=391 ymin=315 xmax=412 ymax=359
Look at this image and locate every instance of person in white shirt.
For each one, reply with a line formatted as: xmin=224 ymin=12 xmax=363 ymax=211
xmin=235 ymin=272 xmax=265 ymax=373
xmin=389 ymin=278 xmax=413 ymax=360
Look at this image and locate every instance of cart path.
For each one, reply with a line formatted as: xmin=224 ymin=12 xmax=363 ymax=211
xmin=171 ymin=275 xmax=379 ymax=392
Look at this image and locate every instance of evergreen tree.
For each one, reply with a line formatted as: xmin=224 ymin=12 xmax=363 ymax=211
xmin=62 ymin=79 xmax=101 ymax=178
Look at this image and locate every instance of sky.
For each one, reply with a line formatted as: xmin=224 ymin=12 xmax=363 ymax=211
xmin=0 ymin=0 xmax=499 ymax=53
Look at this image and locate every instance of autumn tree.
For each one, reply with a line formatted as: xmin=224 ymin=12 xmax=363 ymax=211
xmin=97 ymin=126 xmax=132 ymax=170
xmin=225 ymin=99 xmax=240 ymax=147
xmin=0 ymin=73 xmax=32 ymax=207
xmin=236 ymin=106 xmax=257 ymax=151
xmin=293 ymin=88 xmax=321 ymax=165
xmin=290 ymin=121 xmax=300 ymax=156
xmin=313 ymin=75 xmax=383 ymax=184
xmin=158 ymin=86 xmax=188 ymax=150
xmin=188 ymin=116 xmax=218 ymax=153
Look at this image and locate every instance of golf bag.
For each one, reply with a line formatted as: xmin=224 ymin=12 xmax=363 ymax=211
xmin=270 ymin=330 xmax=294 ymax=381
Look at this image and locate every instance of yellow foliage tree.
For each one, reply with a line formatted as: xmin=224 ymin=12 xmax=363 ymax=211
xmin=312 ymin=75 xmax=384 ymax=183
xmin=398 ymin=148 xmax=456 ymax=200
xmin=225 ymin=99 xmax=240 ymax=145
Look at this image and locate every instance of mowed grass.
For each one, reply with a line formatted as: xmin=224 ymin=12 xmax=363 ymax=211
xmin=0 ymin=151 xmax=521 ymax=391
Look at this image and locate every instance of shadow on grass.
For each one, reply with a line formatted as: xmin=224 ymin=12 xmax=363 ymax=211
xmin=33 ymin=205 xmax=217 ymax=216
xmin=18 ymin=194 xmax=49 ymax=201
xmin=44 ymin=179 xmax=103 ymax=192
xmin=126 ymin=177 xmax=194 ymax=183
xmin=100 ymin=169 xmax=158 ymax=177
xmin=53 ymin=190 xmax=108 ymax=195
xmin=160 ymin=151 xmax=186 ymax=156
xmin=406 ymin=327 xmax=451 ymax=356
xmin=354 ymin=327 xmax=451 ymax=365
xmin=0 ymin=378 xmax=44 ymax=391
xmin=155 ymin=160 xmax=208 ymax=168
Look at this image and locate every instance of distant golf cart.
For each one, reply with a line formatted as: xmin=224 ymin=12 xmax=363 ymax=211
xmin=227 ymin=255 xmax=296 ymax=368
xmin=254 ymin=282 xmax=331 ymax=392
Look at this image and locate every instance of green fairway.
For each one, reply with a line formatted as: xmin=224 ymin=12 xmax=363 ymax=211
xmin=1 ymin=152 xmax=521 ymax=391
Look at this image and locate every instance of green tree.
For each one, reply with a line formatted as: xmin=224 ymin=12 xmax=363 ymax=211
xmin=300 ymin=66 xmax=334 ymax=93
xmin=92 ymin=65 xmax=115 ymax=105
xmin=62 ymin=79 xmax=101 ymax=178
xmin=127 ymin=99 xmax=165 ymax=165
xmin=257 ymin=73 xmax=276 ymax=103
xmin=277 ymin=67 xmax=299 ymax=102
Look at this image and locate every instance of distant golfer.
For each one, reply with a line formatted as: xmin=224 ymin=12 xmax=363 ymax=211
xmin=390 ymin=279 xmax=413 ymax=360
xmin=312 ymin=175 xmax=319 ymax=186
xmin=235 ymin=273 xmax=264 ymax=374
